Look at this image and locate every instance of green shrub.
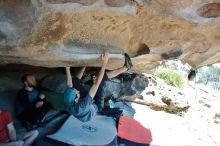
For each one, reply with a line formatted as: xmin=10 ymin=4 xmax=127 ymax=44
xmin=156 ymin=69 xmax=185 ymax=88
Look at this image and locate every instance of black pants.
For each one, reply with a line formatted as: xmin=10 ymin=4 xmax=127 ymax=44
xmin=35 ymin=101 xmax=53 ymax=122
xmin=18 ymin=101 xmax=53 ymax=125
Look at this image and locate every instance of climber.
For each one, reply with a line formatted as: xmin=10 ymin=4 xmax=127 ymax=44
xmin=64 ymin=52 xmax=133 ymax=122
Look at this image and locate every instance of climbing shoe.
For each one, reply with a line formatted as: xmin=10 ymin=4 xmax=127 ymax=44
xmin=124 ymin=53 xmax=133 ymax=70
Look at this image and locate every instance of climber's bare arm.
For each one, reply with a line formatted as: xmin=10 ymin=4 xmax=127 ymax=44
xmin=89 ymin=53 xmax=109 ymax=98
xmin=76 ymin=67 xmax=86 ymax=80
xmin=66 ymin=67 xmax=73 ymax=88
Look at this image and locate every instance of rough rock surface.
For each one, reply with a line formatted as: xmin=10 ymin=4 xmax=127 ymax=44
xmin=117 ymin=74 xmax=190 ymax=113
xmin=41 ymin=75 xmax=67 ymax=93
xmin=0 ymin=0 xmax=220 ymax=72
xmin=41 ymin=71 xmax=190 ymax=113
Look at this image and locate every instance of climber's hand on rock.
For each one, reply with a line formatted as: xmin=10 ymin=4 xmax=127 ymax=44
xmin=101 ymin=52 xmax=109 ymax=66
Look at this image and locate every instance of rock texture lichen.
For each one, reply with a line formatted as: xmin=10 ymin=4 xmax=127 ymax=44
xmin=0 ymin=0 xmax=220 ymax=72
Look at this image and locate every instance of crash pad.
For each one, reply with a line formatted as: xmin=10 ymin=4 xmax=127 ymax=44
xmin=118 ymin=116 xmax=152 ymax=144
xmin=47 ymin=115 xmax=117 ymax=145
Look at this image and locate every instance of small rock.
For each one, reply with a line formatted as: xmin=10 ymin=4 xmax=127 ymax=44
xmin=214 ymin=113 xmax=220 ymax=119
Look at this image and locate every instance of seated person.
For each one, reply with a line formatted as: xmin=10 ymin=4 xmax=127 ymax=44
xmin=64 ymin=52 xmax=133 ymax=122
xmin=15 ymin=74 xmax=53 ymax=126
xmin=0 ymin=109 xmax=38 ymax=146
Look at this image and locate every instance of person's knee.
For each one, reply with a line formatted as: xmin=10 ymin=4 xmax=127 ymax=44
xmin=32 ymin=130 xmax=39 ymax=138
xmin=10 ymin=141 xmax=24 ymax=146
xmin=25 ymin=130 xmax=39 ymax=139
xmin=17 ymin=141 xmax=24 ymax=146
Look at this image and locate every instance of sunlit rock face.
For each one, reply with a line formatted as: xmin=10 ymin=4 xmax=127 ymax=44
xmin=0 ymin=0 xmax=220 ymax=72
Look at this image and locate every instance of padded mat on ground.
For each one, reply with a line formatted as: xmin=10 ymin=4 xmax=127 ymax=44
xmin=47 ymin=115 xmax=117 ymax=145
xmin=118 ymin=116 xmax=152 ymax=144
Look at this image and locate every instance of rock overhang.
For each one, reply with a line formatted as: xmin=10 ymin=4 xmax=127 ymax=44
xmin=0 ymin=0 xmax=220 ymax=72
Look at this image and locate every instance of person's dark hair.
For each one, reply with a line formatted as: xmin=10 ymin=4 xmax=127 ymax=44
xmin=21 ymin=74 xmax=31 ymax=83
xmin=90 ymin=73 xmax=97 ymax=78
xmin=188 ymin=69 xmax=196 ymax=80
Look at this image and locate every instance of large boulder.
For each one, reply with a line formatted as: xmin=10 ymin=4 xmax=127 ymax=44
xmin=41 ymin=75 xmax=67 ymax=93
xmin=117 ymin=74 xmax=190 ymax=113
